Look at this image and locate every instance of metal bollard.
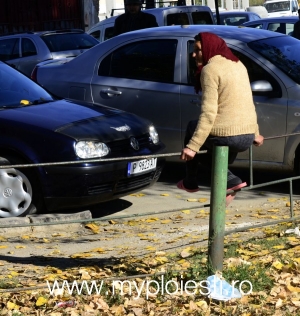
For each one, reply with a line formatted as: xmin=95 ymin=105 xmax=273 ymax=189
xmin=207 ymin=145 xmax=228 ymax=274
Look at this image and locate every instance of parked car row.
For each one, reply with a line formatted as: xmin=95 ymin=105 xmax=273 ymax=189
xmin=32 ymin=25 xmax=300 ymax=180
xmin=0 ymin=29 xmax=99 ymax=77
xmin=3 ymin=7 xmax=300 ymax=218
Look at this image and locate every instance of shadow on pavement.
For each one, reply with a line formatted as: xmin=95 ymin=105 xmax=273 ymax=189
xmin=49 ymin=199 xmax=133 ymax=218
xmin=0 ymin=255 xmax=121 ymax=269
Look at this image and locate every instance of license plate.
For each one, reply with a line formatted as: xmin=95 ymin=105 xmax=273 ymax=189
xmin=127 ymin=158 xmax=157 ymax=176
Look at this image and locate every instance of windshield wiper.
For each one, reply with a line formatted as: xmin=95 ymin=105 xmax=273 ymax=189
xmin=29 ymin=98 xmax=54 ymax=105
xmin=0 ymin=98 xmax=54 ymax=110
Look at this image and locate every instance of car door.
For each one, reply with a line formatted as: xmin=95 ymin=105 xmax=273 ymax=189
xmin=18 ymin=37 xmax=39 ymax=76
xmin=0 ymin=38 xmax=20 ymax=71
xmin=180 ymin=38 xmax=287 ymax=165
xmin=90 ymin=37 xmax=182 ymax=154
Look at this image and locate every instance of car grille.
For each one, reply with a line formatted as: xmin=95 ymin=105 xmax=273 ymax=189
xmin=87 ymin=165 xmax=163 ymax=196
xmin=108 ymin=134 xmax=150 ymax=153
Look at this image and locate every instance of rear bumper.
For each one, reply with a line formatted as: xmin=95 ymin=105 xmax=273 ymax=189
xmin=43 ymin=158 xmax=165 ymax=211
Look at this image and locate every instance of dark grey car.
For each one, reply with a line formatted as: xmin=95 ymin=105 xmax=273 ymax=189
xmin=0 ymin=29 xmax=99 ymax=77
xmin=33 ymin=25 xmax=300 ymax=174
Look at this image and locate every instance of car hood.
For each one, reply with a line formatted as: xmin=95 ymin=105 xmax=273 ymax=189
xmin=2 ymin=99 xmax=151 ymax=141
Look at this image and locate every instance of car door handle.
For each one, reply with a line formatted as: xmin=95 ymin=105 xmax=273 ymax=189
xmin=190 ymin=99 xmax=200 ymax=104
xmin=101 ymin=89 xmax=122 ymax=96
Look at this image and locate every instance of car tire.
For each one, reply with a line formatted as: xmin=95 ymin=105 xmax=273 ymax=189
xmin=0 ymin=156 xmax=42 ymax=218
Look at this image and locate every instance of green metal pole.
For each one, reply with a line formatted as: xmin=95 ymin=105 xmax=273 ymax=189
xmin=208 ymin=145 xmax=228 ymax=275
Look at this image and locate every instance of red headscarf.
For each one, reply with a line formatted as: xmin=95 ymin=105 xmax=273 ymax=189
xmin=194 ymin=32 xmax=239 ymax=94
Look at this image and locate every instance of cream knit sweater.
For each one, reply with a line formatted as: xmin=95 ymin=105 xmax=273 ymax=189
xmin=187 ymin=55 xmax=259 ymax=153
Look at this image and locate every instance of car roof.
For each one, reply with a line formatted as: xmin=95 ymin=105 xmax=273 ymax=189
xmin=111 ymin=24 xmax=285 ymax=43
xmin=142 ymin=5 xmax=212 ymax=13
xmin=0 ymin=29 xmax=86 ymax=38
xmin=242 ymin=16 xmax=298 ymax=25
xmin=217 ymin=11 xmax=257 ymax=15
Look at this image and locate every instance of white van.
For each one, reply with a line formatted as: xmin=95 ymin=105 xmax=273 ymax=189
xmin=87 ymin=6 xmax=214 ymax=42
xmin=264 ymin=0 xmax=299 ymax=17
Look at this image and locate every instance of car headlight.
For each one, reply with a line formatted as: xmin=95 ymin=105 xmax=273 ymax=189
xmin=149 ymin=125 xmax=159 ymax=144
xmin=75 ymin=141 xmax=109 ymax=158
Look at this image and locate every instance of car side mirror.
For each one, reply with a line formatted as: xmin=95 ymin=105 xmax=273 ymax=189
xmin=251 ymin=80 xmax=273 ymax=92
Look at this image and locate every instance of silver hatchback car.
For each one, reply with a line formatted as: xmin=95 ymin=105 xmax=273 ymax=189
xmin=0 ymin=29 xmax=99 ymax=77
xmin=33 ymin=25 xmax=300 ymax=174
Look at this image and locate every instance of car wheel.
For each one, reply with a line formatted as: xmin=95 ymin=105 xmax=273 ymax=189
xmin=0 ymin=157 xmax=41 ymax=218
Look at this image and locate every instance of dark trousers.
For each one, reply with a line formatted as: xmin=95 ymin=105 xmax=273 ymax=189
xmin=184 ymin=120 xmax=255 ymax=187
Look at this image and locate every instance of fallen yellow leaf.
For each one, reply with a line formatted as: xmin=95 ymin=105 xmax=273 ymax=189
xmin=181 ymin=210 xmax=191 ymax=215
xmin=70 ymin=253 xmax=93 ymax=258
xmin=7 ymin=301 xmax=19 ymax=310
xmin=36 ymin=296 xmax=48 ymax=306
xmin=90 ymin=247 xmax=106 ymax=253
xmin=85 ymin=223 xmax=99 ymax=234
xmin=145 ymin=218 xmax=159 ymax=223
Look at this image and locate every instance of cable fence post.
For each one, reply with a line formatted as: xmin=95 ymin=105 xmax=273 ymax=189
xmin=207 ymin=145 xmax=228 ymax=275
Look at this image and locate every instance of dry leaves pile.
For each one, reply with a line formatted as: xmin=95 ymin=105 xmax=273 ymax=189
xmin=0 ymin=221 xmax=300 ymax=315
xmin=0 ymin=196 xmax=299 ymax=315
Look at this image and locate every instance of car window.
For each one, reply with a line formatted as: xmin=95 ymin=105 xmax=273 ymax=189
xmin=21 ymin=38 xmax=37 ymax=57
xmin=104 ymin=27 xmax=115 ymax=41
xmin=248 ymin=36 xmax=300 ymax=84
xmin=90 ymin=30 xmax=101 ymax=41
xmin=0 ymin=63 xmax=53 ymax=107
xmin=41 ymin=33 xmax=98 ymax=52
xmin=187 ymin=40 xmax=282 ymax=97
xmin=98 ymin=39 xmax=177 ymax=83
xmin=267 ymin=22 xmax=294 ymax=34
xmin=265 ymin=1 xmax=290 ymax=12
xmin=246 ymin=23 xmax=263 ymax=29
xmin=0 ymin=38 xmax=19 ymax=61
xmin=231 ymin=49 xmax=282 ymax=97
xmin=191 ymin=12 xmax=214 ymax=24
xmin=269 ymin=23 xmax=287 ymax=33
xmin=220 ymin=15 xmax=249 ymax=25
xmin=286 ymin=23 xmax=295 ymax=34
xmin=166 ymin=13 xmax=189 ymax=25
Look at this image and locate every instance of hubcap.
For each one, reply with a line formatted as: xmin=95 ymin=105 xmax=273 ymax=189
xmin=0 ymin=168 xmax=32 ymax=218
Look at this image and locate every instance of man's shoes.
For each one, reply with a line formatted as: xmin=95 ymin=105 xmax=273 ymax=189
xmin=226 ymin=182 xmax=247 ymax=206
xmin=176 ymin=179 xmax=200 ymax=193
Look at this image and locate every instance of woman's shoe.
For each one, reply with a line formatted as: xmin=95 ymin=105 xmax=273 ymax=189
xmin=176 ymin=179 xmax=200 ymax=193
xmin=226 ymin=182 xmax=247 ymax=206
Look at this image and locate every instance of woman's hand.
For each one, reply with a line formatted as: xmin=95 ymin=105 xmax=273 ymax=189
xmin=253 ymin=135 xmax=264 ymax=147
xmin=180 ymin=148 xmax=196 ymax=161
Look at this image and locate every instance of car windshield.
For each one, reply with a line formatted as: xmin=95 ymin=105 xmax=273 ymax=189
xmin=248 ymin=36 xmax=300 ymax=84
xmin=41 ymin=33 xmax=99 ymax=52
xmin=264 ymin=1 xmax=290 ymax=12
xmin=0 ymin=63 xmax=53 ymax=108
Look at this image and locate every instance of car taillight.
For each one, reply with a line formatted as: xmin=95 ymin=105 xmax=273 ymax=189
xmin=31 ymin=66 xmax=38 ymax=82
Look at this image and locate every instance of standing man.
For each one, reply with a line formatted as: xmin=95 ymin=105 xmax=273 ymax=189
xmin=113 ymin=0 xmax=158 ymax=36
xmin=293 ymin=9 xmax=300 ymax=40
